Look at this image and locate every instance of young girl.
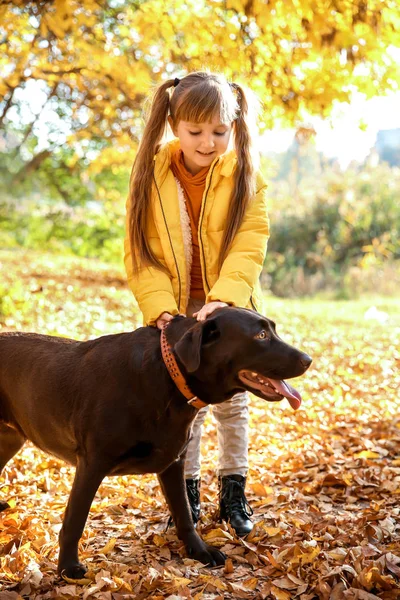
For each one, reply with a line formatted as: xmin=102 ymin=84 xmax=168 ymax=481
xmin=124 ymin=71 xmax=269 ymax=537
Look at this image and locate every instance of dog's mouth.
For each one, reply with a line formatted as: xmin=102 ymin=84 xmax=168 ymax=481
xmin=238 ymin=370 xmax=302 ymax=410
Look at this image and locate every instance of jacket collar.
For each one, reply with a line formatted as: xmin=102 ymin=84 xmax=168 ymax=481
xmin=154 ymin=139 xmax=237 ymax=184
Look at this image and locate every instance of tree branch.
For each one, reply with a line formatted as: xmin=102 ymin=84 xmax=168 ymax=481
xmin=11 ymin=149 xmax=52 ymax=185
xmin=13 ymin=82 xmax=59 ymax=154
xmin=0 ymin=87 xmax=16 ymax=128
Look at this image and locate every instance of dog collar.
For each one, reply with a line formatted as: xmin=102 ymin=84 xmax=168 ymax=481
xmin=160 ymin=322 xmax=208 ymax=410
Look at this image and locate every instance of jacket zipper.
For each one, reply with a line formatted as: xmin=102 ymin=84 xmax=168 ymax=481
xmin=198 ymin=162 xmax=258 ymax=313
xmin=198 ymin=161 xmax=218 ymax=294
xmin=153 ymin=174 xmax=182 ymax=311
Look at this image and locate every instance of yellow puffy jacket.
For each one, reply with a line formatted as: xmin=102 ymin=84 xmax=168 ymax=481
xmin=124 ymin=139 xmax=270 ymax=326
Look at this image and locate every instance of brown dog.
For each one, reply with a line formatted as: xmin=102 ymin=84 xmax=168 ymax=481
xmin=0 ymin=307 xmax=311 ymax=578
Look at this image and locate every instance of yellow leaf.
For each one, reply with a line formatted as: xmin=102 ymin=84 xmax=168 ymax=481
xmin=203 ymin=527 xmax=234 ymax=542
xmin=251 ymin=482 xmax=274 ymax=496
xmin=61 ymin=574 xmax=92 ymax=585
xmin=264 ymin=526 xmax=281 ymax=536
xmin=333 ymin=385 xmax=343 ymax=401
xmin=271 ymin=585 xmax=292 ymax=600
xmin=224 ymin=558 xmax=234 ymax=573
xmin=113 ymin=576 xmax=133 ymax=592
xmin=98 ymin=537 xmax=117 ymax=555
xmin=354 ymin=450 xmax=381 ymax=459
xmin=244 ymin=577 xmax=258 ymax=590
xmin=43 ymin=14 xmax=66 ymax=38
xmin=198 ymin=575 xmax=227 ymax=590
xmin=263 ymin=549 xmax=280 ymax=567
xmin=152 ymin=534 xmax=168 ymax=547
xmin=299 ymin=545 xmax=321 ymax=565
xmin=172 ymin=576 xmax=192 ymax=587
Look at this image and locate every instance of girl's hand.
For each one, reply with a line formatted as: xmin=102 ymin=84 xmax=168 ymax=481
xmin=156 ymin=312 xmax=174 ymax=330
xmin=193 ymin=301 xmax=228 ymax=322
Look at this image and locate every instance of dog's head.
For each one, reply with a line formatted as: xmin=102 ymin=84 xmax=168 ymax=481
xmin=174 ymin=307 xmax=312 ymax=409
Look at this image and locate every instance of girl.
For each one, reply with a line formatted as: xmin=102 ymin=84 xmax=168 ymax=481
xmin=124 ymin=71 xmax=269 ymax=536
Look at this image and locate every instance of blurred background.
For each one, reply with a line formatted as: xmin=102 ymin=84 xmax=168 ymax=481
xmin=1 ymin=0 xmax=400 ymax=321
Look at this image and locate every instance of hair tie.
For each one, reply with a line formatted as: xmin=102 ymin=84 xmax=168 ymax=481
xmin=173 ymin=77 xmax=180 ymax=87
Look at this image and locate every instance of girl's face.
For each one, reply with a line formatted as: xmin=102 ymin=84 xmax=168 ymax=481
xmin=168 ymin=115 xmax=233 ymax=175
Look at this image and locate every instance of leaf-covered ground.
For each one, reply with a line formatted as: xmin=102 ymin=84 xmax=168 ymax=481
xmin=0 ymin=249 xmax=400 ymax=600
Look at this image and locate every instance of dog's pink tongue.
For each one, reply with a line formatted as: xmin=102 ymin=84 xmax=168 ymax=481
xmin=269 ymin=379 xmax=302 ymax=410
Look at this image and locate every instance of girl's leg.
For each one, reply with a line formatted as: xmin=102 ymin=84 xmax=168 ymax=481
xmin=212 ymin=392 xmax=253 ymax=536
xmin=184 ymin=297 xmax=208 ymax=480
xmin=184 ymin=404 xmax=209 ymax=479
xmin=184 ymin=299 xmax=249 ymax=479
xmin=212 ymin=391 xmax=249 ymax=478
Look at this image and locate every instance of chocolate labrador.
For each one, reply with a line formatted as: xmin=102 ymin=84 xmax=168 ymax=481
xmin=0 ymin=307 xmax=311 ymax=578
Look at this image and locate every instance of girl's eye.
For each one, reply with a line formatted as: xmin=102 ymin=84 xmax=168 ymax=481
xmin=188 ymin=131 xmax=226 ymax=136
xmin=255 ymin=330 xmax=269 ymax=340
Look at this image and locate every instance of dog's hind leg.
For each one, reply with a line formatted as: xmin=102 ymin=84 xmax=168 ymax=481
xmin=0 ymin=422 xmax=26 ymax=511
xmin=158 ymin=458 xmax=226 ymax=567
xmin=58 ymin=457 xmax=108 ymax=580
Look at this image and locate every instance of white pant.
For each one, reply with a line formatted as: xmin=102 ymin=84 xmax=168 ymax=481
xmin=184 ymin=298 xmax=249 ymax=479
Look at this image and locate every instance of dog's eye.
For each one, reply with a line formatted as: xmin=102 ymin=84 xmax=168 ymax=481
xmin=256 ymin=330 xmax=269 ymax=340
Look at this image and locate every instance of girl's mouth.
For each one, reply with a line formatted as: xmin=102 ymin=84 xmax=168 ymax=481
xmin=197 ymin=151 xmax=215 ymax=156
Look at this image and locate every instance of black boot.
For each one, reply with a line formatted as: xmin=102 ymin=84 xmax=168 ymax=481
xmin=186 ymin=477 xmax=201 ymax=525
xmin=219 ymin=474 xmax=253 ymax=537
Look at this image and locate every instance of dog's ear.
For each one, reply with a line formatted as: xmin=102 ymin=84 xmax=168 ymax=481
xmin=174 ymin=320 xmax=220 ymax=373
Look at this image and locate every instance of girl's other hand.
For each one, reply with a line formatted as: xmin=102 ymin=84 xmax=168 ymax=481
xmin=193 ymin=301 xmax=228 ymax=322
xmin=156 ymin=312 xmax=174 ymax=330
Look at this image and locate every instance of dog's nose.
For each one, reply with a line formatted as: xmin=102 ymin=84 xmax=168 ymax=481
xmin=300 ymin=353 xmax=312 ymax=370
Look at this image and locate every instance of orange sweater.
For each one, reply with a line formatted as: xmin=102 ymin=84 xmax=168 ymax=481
xmin=170 ymin=150 xmax=208 ymax=300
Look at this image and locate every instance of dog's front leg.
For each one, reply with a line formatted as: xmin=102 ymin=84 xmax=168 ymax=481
xmin=158 ymin=458 xmax=225 ymax=567
xmin=58 ymin=458 xmax=107 ymax=579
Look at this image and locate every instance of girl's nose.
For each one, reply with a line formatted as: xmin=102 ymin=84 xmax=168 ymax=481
xmin=201 ymin=135 xmax=215 ymax=149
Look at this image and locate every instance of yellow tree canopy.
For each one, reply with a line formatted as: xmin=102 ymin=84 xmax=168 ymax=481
xmin=1 ymin=0 xmax=399 ymax=173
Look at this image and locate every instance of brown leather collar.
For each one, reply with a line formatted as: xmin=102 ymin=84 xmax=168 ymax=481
xmin=160 ymin=322 xmax=208 ymax=410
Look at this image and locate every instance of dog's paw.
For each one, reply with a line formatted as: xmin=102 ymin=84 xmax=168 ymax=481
xmin=203 ymin=544 xmax=226 ymax=567
xmin=60 ymin=562 xmax=88 ymax=581
xmin=188 ymin=543 xmax=226 ymax=567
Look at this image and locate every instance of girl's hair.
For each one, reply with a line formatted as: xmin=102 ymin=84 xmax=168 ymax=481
xmin=128 ymin=71 xmax=258 ymax=273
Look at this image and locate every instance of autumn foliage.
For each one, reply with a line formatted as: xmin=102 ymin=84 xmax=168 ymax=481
xmin=1 ymin=0 xmax=399 ymax=176
xmin=0 ymin=250 xmax=399 ymax=599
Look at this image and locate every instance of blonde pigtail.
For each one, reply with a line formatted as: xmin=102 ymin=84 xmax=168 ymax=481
xmin=128 ymin=79 xmax=175 ymax=273
xmin=218 ymin=82 xmax=256 ymax=272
